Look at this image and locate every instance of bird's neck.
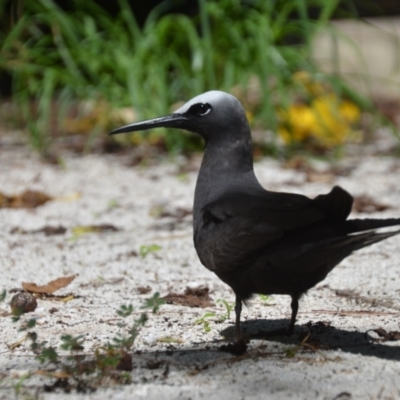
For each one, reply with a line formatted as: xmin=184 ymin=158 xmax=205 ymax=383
xmin=203 ymin=135 xmax=254 ymax=174
xmin=193 ymin=135 xmax=258 ymax=216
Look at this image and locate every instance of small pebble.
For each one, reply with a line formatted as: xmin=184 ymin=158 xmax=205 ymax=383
xmin=143 ymin=334 xmax=158 ymax=346
xmin=186 ymin=282 xmax=202 ymax=290
xmin=10 ymin=292 xmax=37 ymax=314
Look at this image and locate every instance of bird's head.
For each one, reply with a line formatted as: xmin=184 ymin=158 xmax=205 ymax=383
xmin=109 ymin=91 xmax=250 ymax=144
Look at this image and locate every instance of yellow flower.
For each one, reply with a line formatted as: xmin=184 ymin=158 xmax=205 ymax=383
xmin=278 ymin=94 xmax=361 ymax=147
xmin=279 ymin=71 xmax=362 ymax=148
xmin=340 ymin=100 xmax=361 ymax=123
xmin=278 ymin=104 xmax=316 ymax=142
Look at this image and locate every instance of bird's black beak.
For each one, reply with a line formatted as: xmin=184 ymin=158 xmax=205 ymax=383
xmin=109 ymin=113 xmax=188 ymax=135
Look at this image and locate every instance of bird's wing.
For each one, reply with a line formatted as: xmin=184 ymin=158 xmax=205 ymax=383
xmin=195 ymin=186 xmax=353 ymax=272
xmin=203 ymin=185 xmax=352 ymax=229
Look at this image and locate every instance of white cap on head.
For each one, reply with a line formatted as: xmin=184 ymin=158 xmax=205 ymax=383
xmin=175 ymin=91 xmax=239 ymax=114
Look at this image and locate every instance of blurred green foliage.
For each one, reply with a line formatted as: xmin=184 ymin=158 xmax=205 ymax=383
xmin=0 ymin=0 xmax=371 ymax=154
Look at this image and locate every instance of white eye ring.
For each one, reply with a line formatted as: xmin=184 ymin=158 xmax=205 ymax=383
xmin=200 ymin=107 xmax=211 ymax=116
xmin=187 ymin=103 xmax=212 ymax=117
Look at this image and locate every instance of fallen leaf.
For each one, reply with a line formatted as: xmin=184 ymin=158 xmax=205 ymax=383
xmin=7 ymin=335 xmax=28 ymax=350
xmin=0 ymin=190 xmax=52 ymax=208
xmin=71 ymin=224 xmax=119 ymax=239
xmin=10 ymin=226 xmax=67 ymax=236
xmin=137 ymin=286 xmax=152 ymax=294
xmin=22 ymin=274 xmax=78 ymax=294
xmin=162 ymin=286 xmax=213 ymax=308
xmin=38 ymin=226 xmax=67 ymax=236
xmin=35 ymin=370 xmax=71 ymax=379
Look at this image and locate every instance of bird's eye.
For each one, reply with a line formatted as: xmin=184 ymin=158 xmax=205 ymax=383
xmin=188 ymin=103 xmax=212 ymax=117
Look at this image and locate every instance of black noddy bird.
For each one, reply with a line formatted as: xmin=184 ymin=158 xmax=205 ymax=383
xmin=110 ymin=91 xmax=400 ymax=343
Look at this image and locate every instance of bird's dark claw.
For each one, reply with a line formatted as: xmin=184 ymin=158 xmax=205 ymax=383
xmin=220 ymin=337 xmax=248 ymax=355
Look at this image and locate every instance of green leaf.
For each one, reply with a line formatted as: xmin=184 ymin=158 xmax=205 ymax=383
xmin=139 ymin=244 xmax=161 ymax=258
xmin=285 ymin=346 xmax=299 ymax=358
xmin=216 ymin=299 xmax=234 ymax=320
xmin=142 ymin=292 xmax=164 ymax=313
xmin=117 ymin=304 xmax=134 ymax=318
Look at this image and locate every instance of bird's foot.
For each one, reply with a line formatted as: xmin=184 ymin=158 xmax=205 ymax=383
xmin=219 ymin=335 xmax=248 ymax=355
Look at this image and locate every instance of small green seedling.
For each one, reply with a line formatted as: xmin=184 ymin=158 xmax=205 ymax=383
xmin=195 ymin=300 xmax=235 ymax=333
xmin=141 ymin=291 xmax=164 ymax=313
xmin=61 ymin=335 xmax=85 ymax=352
xmin=216 ymin=299 xmax=235 ymax=321
xmin=284 ymin=331 xmax=326 ymax=359
xmin=285 ymin=346 xmax=299 ymax=358
xmin=117 ymin=304 xmax=134 ymax=317
xmin=195 ymin=312 xmax=216 ymax=333
xmin=139 ymin=244 xmax=161 ymax=258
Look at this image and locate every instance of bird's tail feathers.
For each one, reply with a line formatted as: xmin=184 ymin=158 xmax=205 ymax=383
xmin=344 ymin=218 xmax=400 ymax=234
xmin=331 ymin=229 xmax=400 ymax=252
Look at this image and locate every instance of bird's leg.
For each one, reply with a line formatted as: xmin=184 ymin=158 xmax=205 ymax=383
xmin=287 ymin=296 xmax=299 ymax=336
xmin=233 ymin=296 xmax=243 ymax=343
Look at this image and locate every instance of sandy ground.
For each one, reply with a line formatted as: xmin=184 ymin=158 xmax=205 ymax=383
xmin=1 ymin=139 xmax=400 ymax=399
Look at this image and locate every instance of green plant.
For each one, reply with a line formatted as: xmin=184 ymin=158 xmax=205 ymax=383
xmin=0 ymin=0 xmax=372 ymax=155
xmin=9 ymin=292 xmax=164 ymax=392
xmin=141 ymin=291 xmax=164 ymax=313
xmin=194 ymin=311 xmax=216 ymax=333
xmin=195 ymin=299 xmax=235 ymax=332
xmin=285 ymin=331 xmax=326 ymax=359
xmin=116 ymin=304 xmax=133 ymax=318
xmin=139 ymin=244 xmax=161 ymax=258
xmin=216 ymin=299 xmax=235 ymax=321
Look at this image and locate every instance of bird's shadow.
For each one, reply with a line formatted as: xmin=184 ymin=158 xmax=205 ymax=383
xmin=127 ymin=318 xmax=400 ymax=375
xmin=219 ymin=318 xmax=400 ymax=361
